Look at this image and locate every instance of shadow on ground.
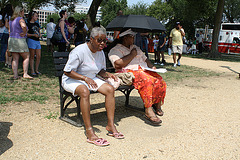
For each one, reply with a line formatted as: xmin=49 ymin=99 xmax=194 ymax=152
xmin=221 ymin=66 xmax=240 ymax=74
xmin=59 ymin=95 xmax=162 ymax=131
xmin=0 ymin=122 xmax=13 ymax=155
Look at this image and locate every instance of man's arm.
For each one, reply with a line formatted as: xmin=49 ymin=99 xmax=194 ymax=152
xmin=179 ymin=26 xmax=185 ymax=37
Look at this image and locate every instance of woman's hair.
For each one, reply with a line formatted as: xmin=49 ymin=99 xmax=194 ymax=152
xmin=28 ymin=11 xmax=37 ymax=22
xmin=50 ymin=18 xmax=54 ymax=22
xmin=59 ymin=10 xmax=66 ymax=18
xmin=68 ymin=17 xmax=75 ymax=24
xmin=90 ymin=27 xmax=106 ymax=38
xmin=76 ymin=20 xmax=84 ymax=29
xmin=11 ymin=6 xmax=23 ymax=20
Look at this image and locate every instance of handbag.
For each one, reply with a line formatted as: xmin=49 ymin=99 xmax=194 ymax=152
xmin=52 ymin=30 xmax=63 ymax=41
xmin=114 ymin=72 xmax=135 ymax=86
xmin=96 ymin=75 xmax=121 ymax=90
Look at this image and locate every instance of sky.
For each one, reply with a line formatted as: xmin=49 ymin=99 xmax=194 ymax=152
xmin=41 ymin=0 xmax=156 ymax=10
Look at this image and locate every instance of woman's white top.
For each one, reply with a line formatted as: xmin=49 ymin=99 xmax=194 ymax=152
xmin=62 ymin=43 xmax=106 ymax=82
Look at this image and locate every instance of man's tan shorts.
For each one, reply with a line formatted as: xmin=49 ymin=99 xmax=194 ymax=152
xmin=172 ymin=45 xmax=183 ymax=54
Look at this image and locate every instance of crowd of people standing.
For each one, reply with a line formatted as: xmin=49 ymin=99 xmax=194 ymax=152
xmin=0 ymin=4 xmax=90 ymax=79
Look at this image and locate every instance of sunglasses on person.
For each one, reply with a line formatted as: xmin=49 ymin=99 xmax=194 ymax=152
xmin=93 ymin=37 xmax=107 ymax=43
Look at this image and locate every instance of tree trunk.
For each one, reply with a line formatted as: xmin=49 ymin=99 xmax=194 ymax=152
xmin=86 ymin=0 xmax=103 ymax=30
xmin=208 ymin=0 xmax=225 ymax=58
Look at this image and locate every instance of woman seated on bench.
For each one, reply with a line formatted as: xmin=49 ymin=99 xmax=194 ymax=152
xmin=108 ymin=29 xmax=167 ymax=124
xmin=62 ymin=27 xmax=124 ymax=146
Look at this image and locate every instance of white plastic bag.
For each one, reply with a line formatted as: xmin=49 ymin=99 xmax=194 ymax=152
xmin=168 ymin=48 xmax=172 ymax=56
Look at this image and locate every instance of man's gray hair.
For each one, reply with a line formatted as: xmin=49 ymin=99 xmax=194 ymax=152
xmin=90 ymin=27 xmax=106 ymax=38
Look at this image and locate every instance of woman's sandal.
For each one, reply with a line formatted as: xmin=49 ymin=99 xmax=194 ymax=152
xmin=87 ymin=138 xmax=110 ymax=146
xmin=152 ymin=105 xmax=164 ymax=116
xmin=144 ymin=114 xmax=162 ymax=124
xmin=107 ymin=131 xmax=125 ymax=139
xmin=31 ymin=73 xmax=37 ymax=76
xmin=36 ymin=71 xmax=41 ymax=75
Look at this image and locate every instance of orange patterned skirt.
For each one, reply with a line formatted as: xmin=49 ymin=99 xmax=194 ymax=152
xmin=127 ymin=67 xmax=167 ymax=108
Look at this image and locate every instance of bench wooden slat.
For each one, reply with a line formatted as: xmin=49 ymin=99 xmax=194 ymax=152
xmin=55 ymin=71 xmax=64 ymax=77
xmin=53 ymin=51 xmax=69 ymax=58
xmin=54 ymin=59 xmax=68 ymax=64
xmin=55 ymin=64 xmax=66 ymax=71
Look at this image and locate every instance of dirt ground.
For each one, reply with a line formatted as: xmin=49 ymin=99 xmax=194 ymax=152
xmin=1 ymin=55 xmax=240 ymax=159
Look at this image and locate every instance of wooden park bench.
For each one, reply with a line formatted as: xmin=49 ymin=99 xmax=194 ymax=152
xmin=53 ymin=51 xmax=138 ymax=127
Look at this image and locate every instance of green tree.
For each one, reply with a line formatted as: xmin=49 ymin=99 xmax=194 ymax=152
xmin=0 ymin=0 xmax=20 ymax=9
xmin=125 ymin=1 xmax=148 ymax=15
xmin=1 ymin=0 xmax=86 ymax=13
xmin=147 ymin=0 xmax=173 ymax=22
xmin=72 ymin=12 xmax=87 ymax=21
xmin=86 ymin=0 xmax=104 ymax=28
xmin=100 ymin=0 xmax=127 ymax=27
xmin=46 ymin=13 xmax=60 ymax=24
xmin=209 ymin=0 xmax=225 ymax=58
xmin=224 ymin=0 xmax=240 ymax=22
xmin=147 ymin=0 xmax=218 ymax=39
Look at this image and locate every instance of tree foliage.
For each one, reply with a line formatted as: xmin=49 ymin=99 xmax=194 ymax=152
xmin=72 ymin=12 xmax=87 ymax=21
xmin=147 ymin=0 xmax=173 ymax=23
xmin=46 ymin=13 xmax=60 ymax=24
xmin=0 ymin=0 xmax=86 ymax=13
xmin=224 ymin=0 xmax=240 ymax=22
xmin=100 ymin=0 xmax=127 ymax=27
xmin=125 ymin=1 xmax=148 ymax=15
xmin=147 ymin=0 xmax=218 ymax=39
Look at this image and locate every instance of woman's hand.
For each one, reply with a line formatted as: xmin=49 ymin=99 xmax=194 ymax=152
xmin=85 ymin=77 xmax=98 ymax=89
xmin=106 ymin=72 xmax=118 ymax=81
xmin=19 ymin=32 xmax=26 ymax=37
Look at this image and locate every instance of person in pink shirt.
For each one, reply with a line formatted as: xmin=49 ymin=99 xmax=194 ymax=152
xmin=108 ymin=29 xmax=167 ymax=124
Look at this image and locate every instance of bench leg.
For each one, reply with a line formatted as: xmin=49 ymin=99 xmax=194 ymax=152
xmin=119 ymin=87 xmax=145 ymax=112
xmin=59 ymin=93 xmax=83 ymax=127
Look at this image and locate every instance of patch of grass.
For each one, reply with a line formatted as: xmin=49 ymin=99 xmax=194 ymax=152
xmin=151 ymin=61 xmax=221 ymax=83
xmin=0 ymin=44 xmax=59 ymax=104
xmin=0 ymin=109 xmax=6 ymax=113
xmin=0 ymin=93 xmax=12 ymax=104
xmin=183 ymin=52 xmax=240 ymax=63
xmin=44 ymin=111 xmax=59 ymax=119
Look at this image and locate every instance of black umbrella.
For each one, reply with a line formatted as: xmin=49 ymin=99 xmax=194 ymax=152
xmin=106 ymin=15 xmax=166 ymax=33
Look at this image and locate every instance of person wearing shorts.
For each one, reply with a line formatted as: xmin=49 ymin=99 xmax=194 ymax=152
xmin=169 ymin=22 xmax=185 ymax=67
xmin=27 ymin=11 xmax=41 ymax=76
xmin=8 ymin=6 xmax=33 ymax=79
xmin=62 ymin=27 xmax=124 ymax=146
